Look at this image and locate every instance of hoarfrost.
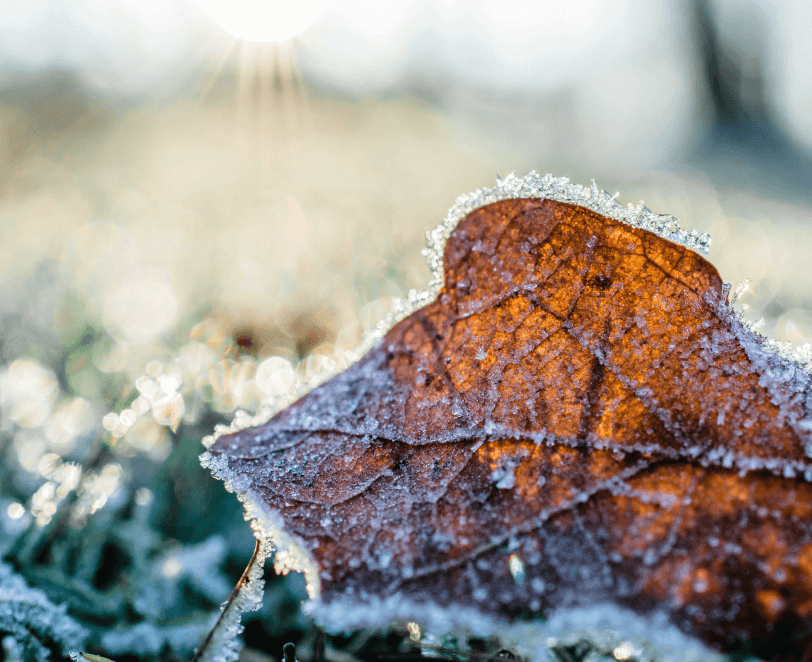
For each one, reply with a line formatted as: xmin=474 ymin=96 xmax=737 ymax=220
xmin=309 ymin=596 xmax=725 ymax=662
xmin=102 ymin=619 xmax=213 ymax=658
xmin=201 ymin=173 xmax=812 ymax=661
xmin=194 ymin=451 xmax=320 ymax=662
xmin=203 ymin=173 xmax=810 ymax=455
xmin=202 ymin=173 xmax=717 ymax=451
xmin=133 ymin=534 xmax=232 ymax=619
xmin=0 ymin=561 xmax=89 ymax=662
xmin=2 ymin=635 xmax=24 ymax=662
xmin=190 ymin=532 xmax=273 ymax=662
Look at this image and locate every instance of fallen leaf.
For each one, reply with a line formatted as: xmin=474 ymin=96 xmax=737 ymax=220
xmin=72 ymin=653 xmax=117 ymax=662
xmin=205 ymin=175 xmax=812 ymax=661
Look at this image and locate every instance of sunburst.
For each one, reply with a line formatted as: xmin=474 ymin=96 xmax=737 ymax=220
xmin=195 ymin=0 xmax=324 ymax=129
xmin=197 ymin=0 xmax=328 ymax=44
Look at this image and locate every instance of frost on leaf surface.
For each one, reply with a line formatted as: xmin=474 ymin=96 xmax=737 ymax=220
xmin=0 ymin=561 xmax=89 ymax=662
xmin=204 ymin=180 xmax=812 ymax=662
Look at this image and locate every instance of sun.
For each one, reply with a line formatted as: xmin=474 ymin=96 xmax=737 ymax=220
xmin=197 ymin=0 xmax=328 ymax=43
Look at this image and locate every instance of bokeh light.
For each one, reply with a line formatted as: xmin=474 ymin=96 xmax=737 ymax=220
xmin=0 ymin=359 xmax=59 ymax=428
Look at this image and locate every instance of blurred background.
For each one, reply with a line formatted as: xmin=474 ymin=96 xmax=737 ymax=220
xmin=0 ymin=1 xmax=811 ymax=660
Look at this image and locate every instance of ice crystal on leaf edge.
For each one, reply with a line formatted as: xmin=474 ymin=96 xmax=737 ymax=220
xmin=199 ymin=172 xmax=801 ymax=662
xmin=202 ymin=171 xmax=811 ymax=452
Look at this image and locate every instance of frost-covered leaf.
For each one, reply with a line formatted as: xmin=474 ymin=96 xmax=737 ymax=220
xmin=205 ymin=181 xmax=812 ymax=661
xmin=0 ymin=561 xmax=89 ymax=661
xmin=70 ymin=652 xmax=117 ymax=662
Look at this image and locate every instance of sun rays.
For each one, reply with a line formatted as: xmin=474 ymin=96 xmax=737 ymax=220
xmin=196 ymin=1 xmax=319 ymax=133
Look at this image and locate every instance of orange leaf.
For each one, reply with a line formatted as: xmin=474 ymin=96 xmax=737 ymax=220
xmin=206 ymin=177 xmax=812 ymax=661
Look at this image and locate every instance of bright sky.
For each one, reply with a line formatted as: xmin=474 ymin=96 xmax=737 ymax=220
xmin=0 ymin=0 xmax=810 ymax=149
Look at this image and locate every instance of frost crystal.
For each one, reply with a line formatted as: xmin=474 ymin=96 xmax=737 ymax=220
xmin=188 ymin=531 xmax=273 ymax=662
xmin=424 ymin=172 xmax=711 ymax=298
xmin=310 ymin=597 xmax=725 ymax=662
xmin=196 ymin=451 xmax=318 ymax=662
xmin=202 ymin=172 xmax=810 ymax=455
xmin=201 ymin=173 xmax=717 ymax=451
xmin=101 ymin=619 xmax=213 ymax=658
xmin=201 ymin=173 xmax=812 ymax=661
xmin=0 ymin=562 xmax=89 ymax=662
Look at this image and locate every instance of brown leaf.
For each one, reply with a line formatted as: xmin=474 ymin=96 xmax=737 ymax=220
xmin=208 ymin=193 xmax=812 ymax=660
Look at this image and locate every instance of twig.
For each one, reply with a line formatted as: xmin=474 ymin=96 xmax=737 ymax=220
xmin=191 ymin=537 xmax=263 ymax=662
